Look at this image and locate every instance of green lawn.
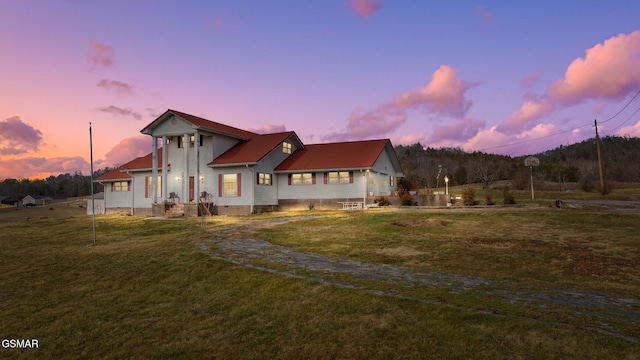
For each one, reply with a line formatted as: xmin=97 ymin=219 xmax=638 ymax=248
xmin=1 ymin=206 xmax=639 ymax=359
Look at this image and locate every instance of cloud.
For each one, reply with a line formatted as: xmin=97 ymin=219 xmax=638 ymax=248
xmin=547 ymin=31 xmax=640 ymax=104
xmin=0 ymin=156 xmax=89 ymax=179
xmin=246 ymin=124 xmax=287 ymax=134
xmin=97 ymin=79 xmax=134 ymax=95
xmin=97 ymin=105 xmax=142 ymax=121
xmin=394 ymin=65 xmax=478 ymax=117
xmin=325 ymin=65 xmax=477 ymax=142
xmin=100 ymin=135 xmax=153 ymax=168
xmin=210 ymin=11 xmax=230 ymax=26
xmin=324 ymin=103 xmax=408 ymax=142
xmin=391 ymin=133 xmax=425 ymax=146
xmin=0 ymin=116 xmax=44 ymax=155
xmin=425 ymin=117 xmax=486 ymax=146
xmin=616 ymin=119 xmax=640 ymax=137
xmin=497 ymin=98 xmax=555 ymax=134
xmin=87 ymin=39 xmax=115 ymax=70
xmin=475 ymin=6 xmax=495 ymax=25
xmin=346 ymin=0 xmax=383 ymax=19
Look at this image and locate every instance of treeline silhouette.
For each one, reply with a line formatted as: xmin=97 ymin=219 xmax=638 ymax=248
xmin=395 ymin=135 xmax=640 ymax=193
xmin=1 ymin=136 xmax=638 ymax=199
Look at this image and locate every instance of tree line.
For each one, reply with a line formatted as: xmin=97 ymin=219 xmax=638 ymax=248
xmin=0 ymin=168 xmax=115 ymax=199
xmin=394 ymin=135 xmax=640 ymax=194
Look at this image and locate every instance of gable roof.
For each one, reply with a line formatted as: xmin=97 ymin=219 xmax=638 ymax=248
xmin=274 ymin=139 xmax=396 ymax=172
xmin=141 ymin=109 xmax=257 ymax=140
xmin=95 ymin=151 xmax=165 ymax=181
xmin=208 ymin=132 xmax=302 ymax=167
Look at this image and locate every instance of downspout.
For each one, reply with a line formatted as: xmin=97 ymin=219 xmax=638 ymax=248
xmin=247 ymin=164 xmax=254 ymax=214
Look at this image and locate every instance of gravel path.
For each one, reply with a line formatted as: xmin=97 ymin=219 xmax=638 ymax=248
xmin=198 ymin=216 xmax=640 ymax=342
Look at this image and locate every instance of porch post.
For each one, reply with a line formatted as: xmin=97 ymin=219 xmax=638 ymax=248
xmin=152 ymin=136 xmax=158 ymax=203
xmin=162 ymin=135 xmax=168 ymax=202
xmin=183 ymin=133 xmax=189 ymax=203
xmin=194 ymin=132 xmax=200 ymax=208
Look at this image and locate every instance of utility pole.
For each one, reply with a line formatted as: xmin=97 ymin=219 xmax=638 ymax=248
xmin=90 ymin=122 xmax=96 ymax=245
xmin=594 ymin=119 xmax=605 ymax=195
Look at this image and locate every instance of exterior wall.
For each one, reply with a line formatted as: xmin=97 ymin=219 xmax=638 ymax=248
xmin=102 ymin=182 xmax=133 ymax=208
xmin=86 ymin=198 xmax=105 ymax=215
xmin=213 ymin=166 xmax=254 ymax=208
xmin=277 ymin=171 xmax=367 ymax=200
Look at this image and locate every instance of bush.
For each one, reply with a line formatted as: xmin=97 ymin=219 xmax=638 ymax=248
xmin=401 ymin=192 xmax=413 ymax=206
xmin=485 ymin=194 xmax=495 ymax=206
xmin=376 ymin=197 xmax=390 ymax=206
xmin=462 ymin=186 xmax=478 ymax=206
xmin=502 ymin=188 xmax=516 ymax=204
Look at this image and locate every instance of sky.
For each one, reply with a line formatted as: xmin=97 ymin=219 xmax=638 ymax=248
xmin=2 ymin=0 xmax=640 ymax=179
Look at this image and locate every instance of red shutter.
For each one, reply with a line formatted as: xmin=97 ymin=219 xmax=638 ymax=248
xmin=256 ymin=172 xmax=260 ymax=185
xmin=237 ymin=173 xmax=242 ymax=197
xmin=312 ymin=173 xmax=316 ymax=185
xmin=324 ymin=172 xmax=328 ymax=184
xmin=288 ymin=174 xmax=292 ymax=185
xmin=111 ymin=182 xmax=114 ymax=192
xmin=349 ymin=171 xmax=354 ymax=183
xmin=127 ymin=181 xmax=131 ymax=191
xmin=145 ymin=176 xmax=149 ymax=198
xmin=218 ymin=174 xmax=223 ymax=197
xmin=270 ymin=174 xmax=273 ymax=186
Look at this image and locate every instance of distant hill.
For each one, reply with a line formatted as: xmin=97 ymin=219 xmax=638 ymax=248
xmin=393 ymin=136 xmax=640 ymax=192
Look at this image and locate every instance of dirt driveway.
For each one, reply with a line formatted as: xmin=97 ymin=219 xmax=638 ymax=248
xmin=199 ymin=215 xmax=640 ymax=343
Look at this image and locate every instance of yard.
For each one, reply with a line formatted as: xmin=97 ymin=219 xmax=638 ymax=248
xmin=0 ymin=195 xmax=639 ymax=358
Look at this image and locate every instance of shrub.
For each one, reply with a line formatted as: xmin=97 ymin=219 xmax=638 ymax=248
xmin=308 ymin=203 xmax=315 ymax=210
xmin=376 ymin=197 xmax=390 ymax=206
xmin=502 ymin=188 xmax=516 ymax=204
xmin=462 ymin=186 xmax=478 ymax=206
xmin=401 ymin=192 xmax=413 ymax=206
xmin=485 ymin=194 xmax=495 ymax=206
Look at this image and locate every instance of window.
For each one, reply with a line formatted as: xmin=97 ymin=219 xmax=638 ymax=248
xmin=112 ymin=181 xmax=129 ymax=192
xmin=290 ymin=173 xmax=314 ymax=185
xmin=223 ymin=174 xmax=238 ymax=196
xmin=257 ymin=172 xmax=271 ymax=185
xmin=283 ymin=142 xmax=292 ymax=154
xmin=380 ymin=179 xmax=387 ymax=187
xmin=369 ymin=178 xmax=377 ymax=185
xmin=328 ymin=171 xmax=350 ymax=184
xmin=145 ymin=176 xmax=162 ymax=198
xmin=178 ymin=135 xmax=203 ymax=148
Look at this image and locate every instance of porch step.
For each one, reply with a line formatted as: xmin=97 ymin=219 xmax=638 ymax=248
xmin=164 ymin=203 xmax=184 ymax=218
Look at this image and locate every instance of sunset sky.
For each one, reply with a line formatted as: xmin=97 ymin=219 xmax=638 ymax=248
xmin=2 ymin=0 xmax=640 ymax=179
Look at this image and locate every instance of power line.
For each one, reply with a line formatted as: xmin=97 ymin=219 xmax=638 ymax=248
xmin=475 ymin=90 xmax=640 ymax=153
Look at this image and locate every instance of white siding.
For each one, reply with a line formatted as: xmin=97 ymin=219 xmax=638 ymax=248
xmin=277 ymin=171 xmax=366 ymax=200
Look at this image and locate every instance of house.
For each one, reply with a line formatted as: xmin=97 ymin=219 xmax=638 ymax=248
xmin=0 ymin=196 xmax=19 ymax=208
xmin=95 ymin=109 xmax=403 ymax=216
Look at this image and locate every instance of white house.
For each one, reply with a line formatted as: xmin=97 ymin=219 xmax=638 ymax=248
xmin=96 ymin=109 xmax=404 ymax=216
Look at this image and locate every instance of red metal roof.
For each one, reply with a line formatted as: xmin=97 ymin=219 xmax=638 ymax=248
xmin=274 ymin=139 xmax=390 ymax=171
xmin=142 ymin=109 xmax=257 ymax=140
xmin=209 ymin=132 xmax=296 ymax=166
xmin=95 ymin=151 xmax=165 ymax=181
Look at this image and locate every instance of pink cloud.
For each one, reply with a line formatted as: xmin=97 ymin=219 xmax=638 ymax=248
xmin=87 ymin=39 xmax=115 ymax=70
xmin=547 ymin=31 xmax=640 ymax=104
xmin=326 ymin=64 xmax=476 ymax=142
xmin=425 ymin=118 xmax=486 ymax=146
xmin=324 ymin=103 xmax=407 ymax=142
xmin=615 ymin=119 xmax=640 ymax=137
xmin=475 ymin=6 xmax=495 ymax=22
xmin=101 ymin=135 xmax=152 ymax=168
xmin=246 ymin=124 xmax=287 ymax=134
xmin=391 ymin=133 xmax=425 ymax=146
xmin=97 ymin=105 xmax=143 ymax=121
xmin=97 ymin=79 xmax=134 ymax=95
xmin=394 ymin=65 xmax=478 ymax=117
xmin=211 ymin=12 xmax=229 ymax=26
xmin=0 ymin=116 xmax=44 ymax=155
xmin=0 ymin=156 xmax=89 ymax=179
xmin=346 ymin=0 xmax=383 ymax=19
xmin=497 ymin=98 xmax=555 ymax=134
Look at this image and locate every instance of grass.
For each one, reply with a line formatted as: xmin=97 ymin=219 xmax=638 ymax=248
xmin=1 ymin=200 xmax=639 ymax=358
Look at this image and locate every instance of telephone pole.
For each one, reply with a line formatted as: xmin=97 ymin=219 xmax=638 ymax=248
xmin=594 ymin=119 xmax=605 ymax=195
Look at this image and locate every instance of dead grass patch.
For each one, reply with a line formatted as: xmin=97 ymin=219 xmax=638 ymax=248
xmin=390 ymin=218 xmax=449 ymax=227
xmin=376 ymin=246 xmax=426 ymax=257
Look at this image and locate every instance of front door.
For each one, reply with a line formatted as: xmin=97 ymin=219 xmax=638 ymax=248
xmin=189 ymin=176 xmax=195 ymax=202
